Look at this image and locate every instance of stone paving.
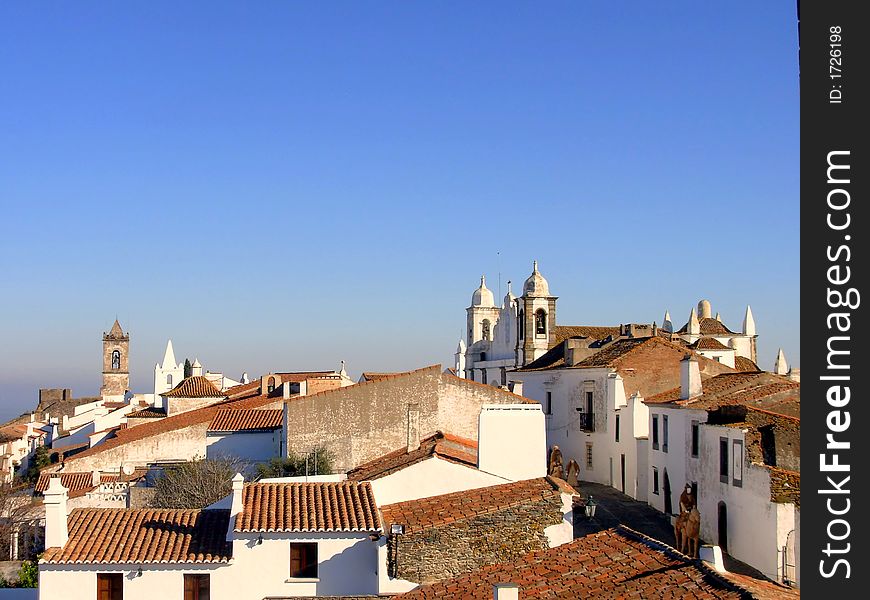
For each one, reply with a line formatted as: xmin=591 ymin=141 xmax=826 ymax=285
xmin=572 ymin=481 xmax=768 ymax=580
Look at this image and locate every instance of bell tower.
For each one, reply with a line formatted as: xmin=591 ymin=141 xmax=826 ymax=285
xmin=101 ymin=319 xmax=130 ymax=401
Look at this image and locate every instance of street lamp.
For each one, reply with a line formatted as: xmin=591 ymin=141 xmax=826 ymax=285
xmin=584 ymin=495 xmax=597 ymax=518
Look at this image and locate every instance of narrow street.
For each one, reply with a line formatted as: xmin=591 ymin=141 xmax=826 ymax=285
xmin=573 ymin=481 xmax=770 ymax=580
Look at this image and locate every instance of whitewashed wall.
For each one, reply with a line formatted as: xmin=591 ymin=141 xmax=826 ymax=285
xmin=369 ymin=457 xmax=508 ymax=507
xmin=205 ymin=431 xmax=281 ymax=464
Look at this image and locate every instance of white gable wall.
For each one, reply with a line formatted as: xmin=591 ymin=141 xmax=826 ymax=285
xmin=369 ymin=456 xmax=508 ymax=507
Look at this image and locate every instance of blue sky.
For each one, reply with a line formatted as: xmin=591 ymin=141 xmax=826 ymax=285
xmin=0 ymin=2 xmax=799 ymax=422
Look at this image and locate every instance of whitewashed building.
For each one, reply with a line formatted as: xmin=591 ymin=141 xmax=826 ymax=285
xmin=645 ymin=361 xmax=801 ymax=587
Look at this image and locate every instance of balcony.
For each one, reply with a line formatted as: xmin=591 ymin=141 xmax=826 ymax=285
xmin=577 ymin=412 xmax=595 ymax=432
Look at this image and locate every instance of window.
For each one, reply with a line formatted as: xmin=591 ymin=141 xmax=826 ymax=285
xmin=184 ymin=574 xmax=210 ymax=600
xmin=481 ymin=319 xmax=491 ymax=341
xmin=267 ymin=377 xmax=276 ymax=393
xmin=111 ymin=350 xmax=121 ymax=370
xmin=166 ymin=374 xmax=173 ymax=385
xmin=662 ymin=415 xmax=669 ymax=453
xmin=500 ymin=367 xmax=507 ymax=386
xmin=652 ymin=467 xmax=659 ymax=495
xmin=732 ymin=439 xmax=744 ymax=487
xmin=290 ymin=542 xmax=318 ymax=578
xmin=691 ymin=421 xmax=699 ymax=457
xmin=652 ymin=415 xmax=659 ymax=450
xmin=97 ymin=573 xmax=123 ymax=600
xmin=518 ymin=310 xmax=524 ymax=339
xmin=719 ymin=437 xmax=729 ymax=483
xmin=585 ymin=442 xmax=593 ymax=469
xmin=481 ymin=369 xmax=488 ymax=385
xmin=535 ymin=309 xmax=547 ymax=335
xmin=614 ymin=414 xmax=620 ymax=443
xmin=713 ymin=355 xmax=722 ymax=362
xmin=545 ymin=391 xmax=552 ymax=415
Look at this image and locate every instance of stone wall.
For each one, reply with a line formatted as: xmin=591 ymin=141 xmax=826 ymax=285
xmin=284 ymin=366 xmax=532 ymax=473
xmin=388 ymin=493 xmax=564 ymax=584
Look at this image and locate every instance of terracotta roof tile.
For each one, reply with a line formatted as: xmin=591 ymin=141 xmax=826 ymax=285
xmin=207 ymin=409 xmax=283 ymax=432
xmin=552 ymin=325 xmax=620 ymax=346
xmin=66 ymin=392 xmax=280 ymax=463
xmin=380 ymin=477 xmax=563 ymax=534
xmin=161 ymin=376 xmax=226 ymax=399
xmin=395 ymin=525 xmax=798 ymax=599
xmin=41 ymin=508 xmax=232 ymax=564
xmin=677 ymin=317 xmax=737 ymax=335
xmin=346 ymin=431 xmax=478 ymax=481
xmin=127 ymin=407 xmax=166 ymax=419
xmin=734 ymin=356 xmax=762 ymax=372
xmin=645 ymin=372 xmax=800 ymax=418
xmin=35 ymin=470 xmax=148 ymax=498
xmin=235 ymin=481 xmax=380 ymax=532
xmin=689 ymin=337 xmax=732 ymax=350
xmin=359 ymin=372 xmax=400 ymax=382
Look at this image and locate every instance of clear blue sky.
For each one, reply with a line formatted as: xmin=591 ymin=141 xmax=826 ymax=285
xmin=0 ymin=2 xmax=799 ymax=422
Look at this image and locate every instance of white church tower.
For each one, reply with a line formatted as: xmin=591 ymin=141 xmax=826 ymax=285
xmin=154 ymin=340 xmax=184 ymax=397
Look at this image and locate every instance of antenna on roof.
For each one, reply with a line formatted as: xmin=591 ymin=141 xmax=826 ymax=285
xmin=497 ymin=251 xmax=502 ymax=301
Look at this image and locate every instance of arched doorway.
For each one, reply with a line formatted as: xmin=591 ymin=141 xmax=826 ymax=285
xmin=663 ymin=470 xmax=672 ymax=515
xmin=718 ymin=502 xmax=728 ymax=552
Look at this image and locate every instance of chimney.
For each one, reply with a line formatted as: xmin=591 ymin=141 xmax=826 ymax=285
xmin=406 ymin=404 xmax=421 ymax=453
xmin=509 ymin=380 xmax=523 ymax=396
xmin=700 ymin=545 xmax=726 ymax=572
xmin=227 ymin=473 xmax=245 ymax=541
xmin=680 ymin=355 xmax=702 ymax=400
xmin=493 ymin=583 xmax=520 ymax=600
xmin=91 ymin=470 xmax=101 ymax=487
xmin=43 ymin=477 xmax=69 ymax=548
xmin=564 ymin=338 xmax=594 ymax=366
xmin=283 ymin=382 xmax=292 ymax=400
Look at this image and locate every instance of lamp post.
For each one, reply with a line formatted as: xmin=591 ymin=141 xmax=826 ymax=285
xmin=584 ymin=495 xmax=597 ymax=518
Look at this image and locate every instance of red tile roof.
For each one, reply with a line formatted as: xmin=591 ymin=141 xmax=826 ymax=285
xmin=644 ymin=372 xmax=800 ymax=418
xmin=734 ymin=356 xmax=762 ymax=372
xmin=346 ymin=431 xmax=478 ymax=481
xmin=380 ymin=477 xmax=565 ymax=534
xmin=161 ymin=376 xmax=226 ymax=398
xmin=689 ymin=337 xmax=732 ymax=350
xmin=208 ymin=409 xmax=283 ymax=432
xmin=34 ymin=470 xmax=148 ymax=498
xmin=127 ymin=407 xmax=166 ymax=419
xmin=41 ymin=508 xmax=232 ymax=564
xmin=395 ymin=525 xmax=798 ymax=599
xmin=677 ymin=317 xmax=737 ymax=336
xmin=359 ymin=372 xmax=401 ymax=382
xmin=235 ymin=481 xmax=381 ymax=532
xmin=66 ymin=391 xmax=280 ymax=463
xmin=552 ymin=325 xmax=620 ymax=346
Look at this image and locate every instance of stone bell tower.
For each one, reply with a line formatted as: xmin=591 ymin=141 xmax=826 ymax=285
xmin=101 ymin=319 xmax=130 ymax=401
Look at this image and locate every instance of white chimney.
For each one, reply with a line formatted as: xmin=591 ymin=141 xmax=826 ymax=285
xmin=493 ymin=583 xmax=520 ymax=600
xmin=742 ymin=305 xmax=756 ymax=336
xmin=700 ymin=545 xmax=726 ymax=572
xmin=43 ymin=477 xmax=69 ymax=548
xmin=191 ymin=358 xmax=203 ymax=377
xmin=283 ymin=382 xmax=292 ymax=400
xmin=227 ymin=472 xmax=245 ymax=541
xmin=91 ymin=470 xmax=101 ymax=487
xmin=680 ymin=355 xmax=702 ymax=400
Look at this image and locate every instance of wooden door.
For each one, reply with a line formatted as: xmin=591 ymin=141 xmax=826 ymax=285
xmin=97 ymin=573 xmax=123 ymax=600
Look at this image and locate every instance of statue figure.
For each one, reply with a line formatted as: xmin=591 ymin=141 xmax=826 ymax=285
xmin=565 ymin=459 xmax=580 ymax=488
xmin=675 ymin=507 xmax=701 ymax=557
xmin=679 ymin=484 xmax=696 ymax=514
xmin=548 ymin=445 xmax=564 ymax=479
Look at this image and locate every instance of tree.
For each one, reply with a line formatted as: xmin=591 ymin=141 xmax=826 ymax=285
xmin=254 ymin=446 xmax=334 ymax=480
xmin=21 ymin=445 xmax=50 ymax=485
xmin=149 ymin=457 xmax=245 ymax=509
xmin=183 ymin=358 xmax=192 ymax=379
xmin=16 ymin=560 xmax=38 ymax=587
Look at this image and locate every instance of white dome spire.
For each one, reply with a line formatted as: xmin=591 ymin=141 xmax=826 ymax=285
xmin=471 ymin=275 xmax=495 ymax=307
xmin=522 ymin=260 xmax=550 ymax=297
